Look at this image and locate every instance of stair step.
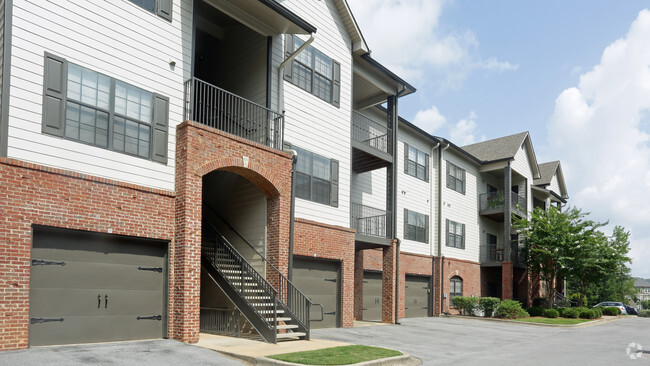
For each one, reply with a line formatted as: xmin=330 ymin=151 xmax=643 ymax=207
xmin=258 ymin=309 xmax=284 ymax=314
xmin=244 ymin=296 xmax=272 ymax=301
xmin=277 ymin=324 xmax=299 ymax=330
xmin=276 ymin=332 xmax=306 ymax=339
xmin=266 ymin=317 xmax=292 ymax=322
xmin=249 ymin=303 xmax=274 ymax=307
xmin=225 ymin=276 xmax=253 ymax=281
xmin=228 ymin=282 xmax=257 ymax=287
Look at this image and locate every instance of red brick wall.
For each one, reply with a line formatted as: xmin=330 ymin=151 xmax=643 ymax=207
xmin=0 ymin=158 xmax=175 ymax=350
xmin=293 ymin=218 xmax=355 ymax=327
xmin=441 ymin=257 xmax=481 ymax=314
xmin=175 ymin=122 xmax=292 ymax=342
xmin=501 ymin=261 xmax=513 ymax=300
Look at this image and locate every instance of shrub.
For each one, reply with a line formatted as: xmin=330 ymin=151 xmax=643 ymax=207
xmin=579 ymin=309 xmax=595 ymax=319
xmin=478 ymin=297 xmax=501 ymax=317
xmin=543 ymin=309 xmax=559 ymax=318
xmin=532 ymin=297 xmax=549 ymax=308
xmin=527 ymin=307 xmax=544 ymax=317
xmin=602 ymin=307 xmax=621 ymax=316
xmin=557 ymin=307 xmax=571 ymax=317
xmin=452 ymin=296 xmax=479 ymax=315
xmin=592 ymin=307 xmax=603 ymax=319
xmin=562 ymin=308 xmax=579 ymax=318
xmin=639 ymin=310 xmax=650 ymax=317
xmin=496 ymin=300 xmax=529 ymax=319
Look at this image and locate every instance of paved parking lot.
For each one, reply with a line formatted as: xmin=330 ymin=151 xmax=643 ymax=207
xmin=314 ymin=316 xmax=650 ymax=365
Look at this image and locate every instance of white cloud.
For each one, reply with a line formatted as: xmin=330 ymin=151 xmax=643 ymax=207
xmin=413 ymin=105 xmax=447 ymax=134
xmin=449 ymin=111 xmax=483 ymax=145
xmin=548 ymin=9 xmax=650 ymax=278
xmin=347 ymin=0 xmax=517 ymax=89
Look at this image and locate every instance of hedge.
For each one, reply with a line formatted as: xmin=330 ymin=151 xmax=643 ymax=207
xmin=496 ymin=300 xmax=529 ymax=319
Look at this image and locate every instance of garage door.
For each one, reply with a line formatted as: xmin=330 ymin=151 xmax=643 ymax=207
xmin=405 ymin=275 xmax=430 ymax=318
xmin=362 ymin=271 xmax=382 ymax=321
xmin=292 ymin=257 xmax=340 ymax=329
xmin=29 ymin=227 xmax=167 ymax=346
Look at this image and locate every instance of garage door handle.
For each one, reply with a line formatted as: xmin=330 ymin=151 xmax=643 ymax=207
xmin=137 ymin=315 xmax=162 ymax=321
xmin=98 ymin=295 xmax=101 ymax=309
xmin=138 ymin=267 xmax=163 ymax=273
xmin=32 ymin=259 xmax=65 ymax=266
xmin=31 ymin=318 xmax=64 ymax=324
xmin=324 ymin=311 xmax=336 ymax=315
xmin=105 ymin=295 xmax=108 ymax=309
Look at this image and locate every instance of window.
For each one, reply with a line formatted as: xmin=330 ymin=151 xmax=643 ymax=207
xmin=450 ymin=276 xmax=463 ymax=303
xmin=404 ymin=143 xmax=429 ymax=182
xmin=291 ymin=145 xmax=339 ymax=207
xmin=42 ymin=53 xmax=169 ymax=163
xmin=446 ymin=219 xmax=465 ymax=249
xmin=284 ymin=35 xmax=341 ymax=107
xmin=404 ymin=209 xmax=428 ymax=243
xmin=127 ymin=0 xmax=173 ymax=21
xmin=446 ymin=161 xmax=465 ymax=194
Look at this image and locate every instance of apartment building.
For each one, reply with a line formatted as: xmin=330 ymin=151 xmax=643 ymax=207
xmin=0 ymin=0 xmax=568 ymax=351
xmin=634 ymin=278 xmax=650 ymax=304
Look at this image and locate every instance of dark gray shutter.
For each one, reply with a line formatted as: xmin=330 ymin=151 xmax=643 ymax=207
xmin=445 ymin=162 xmax=451 ymax=189
xmin=404 ymin=208 xmax=408 ymax=240
xmin=403 ymin=142 xmax=409 ymax=174
xmin=461 ymin=223 xmax=466 ymax=249
xmin=424 ymin=214 xmax=429 ymax=244
xmin=461 ymin=168 xmax=466 ymax=194
xmin=332 ymin=61 xmax=340 ymax=107
xmin=445 ymin=219 xmax=449 ymax=247
xmin=424 ymin=153 xmax=430 ymax=183
xmin=330 ymin=159 xmax=339 ymax=207
xmin=157 ymin=0 xmax=172 ymax=21
xmin=284 ymin=35 xmax=294 ymax=82
xmin=42 ymin=53 xmax=67 ymax=137
xmin=152 ymin=94 xmax=169 ymax=164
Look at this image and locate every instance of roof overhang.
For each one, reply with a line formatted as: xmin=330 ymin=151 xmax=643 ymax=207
xmin=522 ymin=134 xmax=541 ymax=179
xmin=532 ymin=185 xmax=567 ymax=203
xmin=353 ymin=55 xmax=416 ymax=110
xmin=205 ymin=0 xmax=316 ymax=36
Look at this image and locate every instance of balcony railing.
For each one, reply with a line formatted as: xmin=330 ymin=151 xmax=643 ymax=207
xmin=479 ymin=191 xmax=527 ymax=216
xmin=352 ymin=111 xmax=392 ymax=155
xmin=351 ymin=203 xmax=391 ymax=238
xmin=184 ymin=77 xmax=284 ymax=150
xmin=480 ymin=244 xmax=504 ymax=263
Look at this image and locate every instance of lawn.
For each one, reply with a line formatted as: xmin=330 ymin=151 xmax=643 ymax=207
xmin=267 ymin=345 xmax=402 ymax=365
xmin=511 ymin=317 xmax=593 ymax=325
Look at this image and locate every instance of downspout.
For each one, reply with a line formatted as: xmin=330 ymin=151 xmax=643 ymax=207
xmin=429 ymin=142 xmax=440 ymax=257
xmin=440 ymin=255 xmax=445 ymax=315
xmin=438 ymin=143 xmax=449 ymax=315
xmin=287 ymin=150 xmax=298 ymax=281
xmin=278 ymin=33 xmax=315 ymax=113
xmin=394 ymin=238 xmax=401 ymax=324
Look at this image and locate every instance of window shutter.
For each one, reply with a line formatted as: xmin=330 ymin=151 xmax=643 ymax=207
xmin=425 ymin=153 xmax=430 ymax=183
xmin=403 ymin=142 xmax=409 ymax=174
xmin=461 ymin=223 xmax=466 ymax=249
xmin=42 ymin=53 xmax=67 ymax=137
xmin=461 ymin=169 xmax=466 ymax=194
xmin=445 ymin=162 xmax=450 ymax=189
xmin=330 ymin=159 xmax=339 ymax=207
xmin=404 ymin=208 xmax=408 ymax=240
xmin=445 ymin=219 xmax=449 ymax=247
xmin=152 ymin=94 xmax=169 ymax=164
xmin=425 ymin=214 xmax=430 ymax=244
xmin=157 ymin=0 xmax=172 ymax=21
xmin=332 ymin=61 xmax=341 ymax=107
xmin=284 ymin=35 xmax=294 ymax=82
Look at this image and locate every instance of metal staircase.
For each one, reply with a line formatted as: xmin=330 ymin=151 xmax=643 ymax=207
xmin=201 ymin=205 xmax=317 ymax=343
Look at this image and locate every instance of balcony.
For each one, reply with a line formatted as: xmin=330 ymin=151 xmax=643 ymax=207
xmin=479 ymin=191 xmax=527 ymax=222
xmin=351 ymin=111 xmax=393 ymax=173
xmin=480 ymin=243 xmax=526 ymax=267
xmin=184 ymin=77 xmax=284 ymax=150
xmin=351 ymin=203 xmax=392 ymax=249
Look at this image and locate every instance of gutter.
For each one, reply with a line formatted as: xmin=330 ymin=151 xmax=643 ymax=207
xmin=394 ymin=238 xmax=401 ymax=324
xmin=287 ymin=149 xmax=298 ymax=281
xmin=278 ymin=33 xmax=315 ymax=113
xmin=259 ymin=0 xmax=317 ymax=34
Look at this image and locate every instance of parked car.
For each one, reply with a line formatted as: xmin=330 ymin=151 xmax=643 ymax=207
xmin=624 ymin=305 xmax=638 ymax=315
xmin=593 ymin=301 xmax=628 ymax=315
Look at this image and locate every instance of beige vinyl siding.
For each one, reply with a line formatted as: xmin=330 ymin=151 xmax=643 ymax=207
xmin=282 ymin=0 xmax=352 ymax=228
xmin=6 ymin=0 xmax=189 ymax=191
xmin=440 ymin=150 xmax=480 ymax=262
xmin=396 ymin=128 xmax=432 ymax=256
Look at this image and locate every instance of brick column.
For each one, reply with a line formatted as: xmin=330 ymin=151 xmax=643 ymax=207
xmin=382 ymin=241 xmax=397 ymax=323
xmin=432 ymin=256 xmax=443 ymax=316
xmin=354 ymin=250 xmax=364 ymax=320
xmin=501 ymin=262 xmax=513 ymax=300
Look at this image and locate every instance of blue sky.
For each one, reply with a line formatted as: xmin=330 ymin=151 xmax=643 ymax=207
xmin=347 ymin=0 xmax=650 ymax=278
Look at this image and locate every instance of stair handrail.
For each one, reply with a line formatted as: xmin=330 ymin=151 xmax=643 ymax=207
xmin=203 ymin=203 xmax=314 ymax=335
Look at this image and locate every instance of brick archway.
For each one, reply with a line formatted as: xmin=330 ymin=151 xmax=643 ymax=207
xmin=172 ymin=122 xmax=292 ymax=343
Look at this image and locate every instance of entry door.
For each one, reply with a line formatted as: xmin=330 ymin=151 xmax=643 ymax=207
xmin=405 ymin=275 xmax=430 ymax=318
xmin=362 ymin=271 xmax=382 ymax=321
xmin=292 ymin=257 xmax=340 ymax=329
xmin=29 ymin=227 xmax=167 ymax=346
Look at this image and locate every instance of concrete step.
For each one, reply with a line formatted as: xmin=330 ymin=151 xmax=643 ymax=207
xmin=276 ymin=324 xmax=299 ymax=330
xmin=266 ymin=317 xmax=292 ymax=322
xmin=258 ymin=309 xmax=284 ymax=314
xmin=276 ymin=332 xmax=306 ymax=340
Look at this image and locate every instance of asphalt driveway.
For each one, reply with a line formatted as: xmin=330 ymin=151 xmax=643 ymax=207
xmin=313 ymin=316 xmax=650 ymax=365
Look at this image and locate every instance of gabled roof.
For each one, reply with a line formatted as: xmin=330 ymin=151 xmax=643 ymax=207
xmin=333 ymin=0 xmax=369 ymax=55
xmin=634 ymin=278 xmax=650 ymax=288
xmin=534 ymin=161 xmax=568 ymax=199
xmin=462 ymin=132 xmax=540 ymax=178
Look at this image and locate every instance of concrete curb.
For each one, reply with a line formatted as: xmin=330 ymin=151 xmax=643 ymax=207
xmin=255 ymin=354 xmax=421 ymax=366
xmin=447 ymin=314 xmax=622 ymax=328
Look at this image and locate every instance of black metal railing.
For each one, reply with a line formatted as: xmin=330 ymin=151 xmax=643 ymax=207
xmin=184 ymin=77 xmax=284 ymax=150
xmin=352 ymin=111 xmax=392 ymax=155
xmin=479 ymin=191 xmax=527 ymax=216
xmin=351 ymin=203 xmax=391 ymax=238
xmin=511 ymin=241 xmax=526 ymax=266
xmin=480 ymin=244 xmax=504 ymax=262
xmin=203 ymin=204 xmax=313 ymax=339
xmin=200 ymin=307 xmax=241 ymax=337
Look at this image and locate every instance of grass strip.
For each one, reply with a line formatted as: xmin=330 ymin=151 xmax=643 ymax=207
xmin=267 ymin=345 xmax=402 ymax=365
xmin=511 ymin=317 xmax=592 ymax=325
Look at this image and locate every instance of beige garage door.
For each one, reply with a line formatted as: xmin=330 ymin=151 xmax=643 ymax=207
xmin=292 ymin=257 xmax=340 ymax=329
xmin=405 ymin=275 xmax=431 ymax=318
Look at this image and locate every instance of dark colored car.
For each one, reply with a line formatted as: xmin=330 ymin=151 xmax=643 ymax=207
xmin=625 ymin=305 xmax=638 ymax=315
